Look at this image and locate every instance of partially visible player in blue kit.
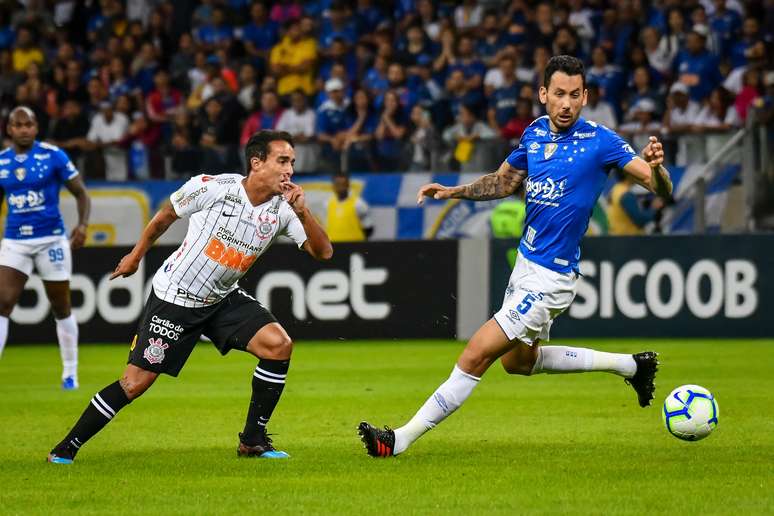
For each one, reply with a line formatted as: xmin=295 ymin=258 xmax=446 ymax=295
xmin=0 ymin=106 xmax=91 ymax=389
xmin=359 ymin=56 xmax=674 ymax=457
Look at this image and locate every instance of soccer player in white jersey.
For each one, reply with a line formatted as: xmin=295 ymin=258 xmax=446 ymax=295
xmin=359 ymin=56 xmax=673 ymax=457
xmin=0 ymin=106 xmax=91 ymax=389
xmin=48 ymin=130 xmax=332 ymax=463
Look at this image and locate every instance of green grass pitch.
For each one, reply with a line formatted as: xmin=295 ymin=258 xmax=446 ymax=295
xmin=1 ymin=339 xmax=772 ymax=515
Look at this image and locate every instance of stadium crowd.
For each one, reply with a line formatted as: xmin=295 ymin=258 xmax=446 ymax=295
xmin=0 ymin=0 xmax=772 ymax=179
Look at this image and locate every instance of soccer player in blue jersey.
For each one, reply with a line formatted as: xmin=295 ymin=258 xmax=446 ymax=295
xmin=359 ymin=55 xmax=673 ymax=457
xmin=0 ymin=107 xmax=91 ymax=389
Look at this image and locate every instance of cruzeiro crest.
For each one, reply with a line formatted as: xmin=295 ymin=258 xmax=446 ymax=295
xmin=544 ymin=143 xmax=558 ymax=160
xmin=143 ymin=338 xmax=169 ymax=364
xmin=14 ymin=167 xmax=26 ymax=181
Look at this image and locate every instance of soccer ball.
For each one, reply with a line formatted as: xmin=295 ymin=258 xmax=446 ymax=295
xmin=662 ymin=384 xmax=719 ymax=441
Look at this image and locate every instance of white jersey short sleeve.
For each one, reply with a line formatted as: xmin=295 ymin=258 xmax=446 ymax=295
xmin=152 ymin=174 xmax=309 ymax=308
xmin=170 ymin=174 xmax=223 ymax=218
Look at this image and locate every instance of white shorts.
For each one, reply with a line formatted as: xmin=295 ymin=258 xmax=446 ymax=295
xmin=0 ymin=236 xmax=72 ymax=281
xmin=493 ymin=253 xmax=577 ymax=345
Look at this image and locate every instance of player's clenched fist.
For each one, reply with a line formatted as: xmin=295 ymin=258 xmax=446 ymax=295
xmin=417 ymin=183 xmax=453 ymax=205
xmin=642 ymin=136 xmax=665 ymax=169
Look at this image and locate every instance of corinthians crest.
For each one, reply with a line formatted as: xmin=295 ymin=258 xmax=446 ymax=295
xmin=143 ymin=338 xmax=169 ymax=364
xmin=256 ymin=211 xmax=277 ymax=240
xmin=544 ymin=143 xmax=558 ymax=160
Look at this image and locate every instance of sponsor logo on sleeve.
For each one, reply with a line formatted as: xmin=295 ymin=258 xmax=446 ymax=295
xmin=176 ymin=186 xmax=208 ymax=208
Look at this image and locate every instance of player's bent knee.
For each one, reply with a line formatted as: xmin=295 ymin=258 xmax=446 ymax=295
xmin=247 ymin=324 xmax=293 ymax=360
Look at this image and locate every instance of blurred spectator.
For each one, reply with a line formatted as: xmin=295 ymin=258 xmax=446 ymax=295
xmin=608 ymin=170 xmax=664 ymax=235
xmin=49 ymin=98 xmax=90 ymax=164
xmin=107 ymin=57 xmax=136 ymax=101
xmin=408 ymin=104 xmax=440 ymax=171
xmin=500 ymin=98 xmax=535 ymax=142
xmin=130 ymin=41 xmax=160 ymax=94
xmin=443 ymin=103 xmax=496 ymax=171
xmin=270 ymin=1 xmax=303 ymax=24
xmin=623 ymin=66 xmax=660 ymax=117
xmin=270 ymin=18 xmax=317 ymax=97
xmin=374 ymin=89 xmax=408 ymax=171
xmin=444 ymin=69 xmax=483 ymax=125
xmin=170 ymin=110 xmax=202 ymax=177
xmin=240 ymin=2 xmax=279 ymax=67
xmin=240 ymin=90 xmax=283 ymax=147
xmin=195 ymin=6 xmax=233 ymax=52
xmin=657 ymin=8 xmax=687 ymax=75
xmin=674 ymin=25 xmax=722 ymax=103
xmin=415 ymin=0 xmax=441 ymax=41
xmin=447 ymin=35 xmax=486 ymax=92
xmin=587 ymin=46 xmax=624 ymax=112
xmin=729 ymin=17 xmax=765 ymax=70
xmin=663 ymin=82 xmax=704 ymax=166
xmin=171 ymin=33 xmax=198 ymax=89
xmin=325 ymin=172 xmax=374 ymax=242
xmin=317 ymin=77 xmax=351 ymax=172
xmin=619 ymin=98 xmax=661 ymax=152
xmin=454 ymin=0 xmax=483 ymax=33
xmin=199 ymin=96 xmax=240 ymax=171
xmin=319 ymin=1 xmax=358 ymax=51
xmin=276 ymin=90 xmax=317 ymax=172
xmin=12 ymin=26 xmax=44 ymax=73
xmin=124 ymin=111 xmax=163 ymax=179
xmin=237 ymin=63 xmax=260 ymax=112
xmin=583 ymin=81 xmax=618 ymax=130
xmin=641 ymin=26 xmax=672 ymax=78
xmin=146 ymin=70 xmax=182 ymax=137
xmin=709 ymin=0 xmax=742 ymax=59
xmin=734 ymin=68 xmax=763 ymax=122
xmin=343 ymin=88 xmax=378 ymax=172
xmin=697 ymin=87 xmax=742 ymax=160
xmin=87 ymin=101 xmax=130 ymax=181
xmin=487 ymin=55 xmax=522 ymax=134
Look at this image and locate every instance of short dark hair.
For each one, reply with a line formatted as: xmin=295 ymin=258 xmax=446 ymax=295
xmin=244 ymin=130 xmax=294 ymax=168
xmin=543 ymin=55 xmax=586 ymax=89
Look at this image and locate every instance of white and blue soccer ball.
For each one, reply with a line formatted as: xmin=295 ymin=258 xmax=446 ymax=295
xmin=662 ymin=384 xmax=719 ymax=441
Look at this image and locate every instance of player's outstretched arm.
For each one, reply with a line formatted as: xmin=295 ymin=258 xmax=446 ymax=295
xmin=284 ymin=182 xmax=333 ymax=261
xmin=110 ymin=203 xmax=179 ymax=279
xmin=417 ymin=161 xmax=527 ymax=205
xmin=623 ymin=135 xmax=673 ymax=198
xmin=64 ymin=175 xmax=91 ymax=250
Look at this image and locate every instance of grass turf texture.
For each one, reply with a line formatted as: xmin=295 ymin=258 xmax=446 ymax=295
xmin=1 ymin=339 xmax=772 ymax=515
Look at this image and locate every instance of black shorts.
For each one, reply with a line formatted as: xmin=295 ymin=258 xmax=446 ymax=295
xmin=128 ymin=288 xmax=278 ymax=377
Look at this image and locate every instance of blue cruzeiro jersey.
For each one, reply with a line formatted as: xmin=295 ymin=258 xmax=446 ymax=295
xmin=0 ymin=141 xmax=79 ymax=239
xmin=507 ymin=116 xmax=638 ymax=273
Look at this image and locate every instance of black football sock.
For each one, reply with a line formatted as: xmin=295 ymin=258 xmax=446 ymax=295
xmin=51 ymin=381 xmax=131 ymax=458
xmin=241 ymin=358 xmax=289 ymax=445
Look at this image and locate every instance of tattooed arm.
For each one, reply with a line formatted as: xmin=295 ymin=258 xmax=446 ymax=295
xmin=416 ymin=161 xmax=527 ymax=204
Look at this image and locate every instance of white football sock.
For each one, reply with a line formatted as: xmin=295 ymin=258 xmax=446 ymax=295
xmin=393 ymin=365 xmax=480 ymax=455
xmin=0 ymin=315 xmax=8 ymax=359
xmin=56 ymin=314 xmax=79 ymax=379
xmin=531 ymin=346 xmax=636 ymax=378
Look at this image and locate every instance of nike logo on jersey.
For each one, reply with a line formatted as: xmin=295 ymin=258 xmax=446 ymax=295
xmin=222 ymin=212 xmax=237 ymax=217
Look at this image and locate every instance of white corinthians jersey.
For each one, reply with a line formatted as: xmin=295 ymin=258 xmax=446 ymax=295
xmin=152 ymin=173 xmax=308 ymax=307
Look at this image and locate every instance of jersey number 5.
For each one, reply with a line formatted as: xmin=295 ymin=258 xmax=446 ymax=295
xmin=516 ymin=293 xmax=537 ymax=315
